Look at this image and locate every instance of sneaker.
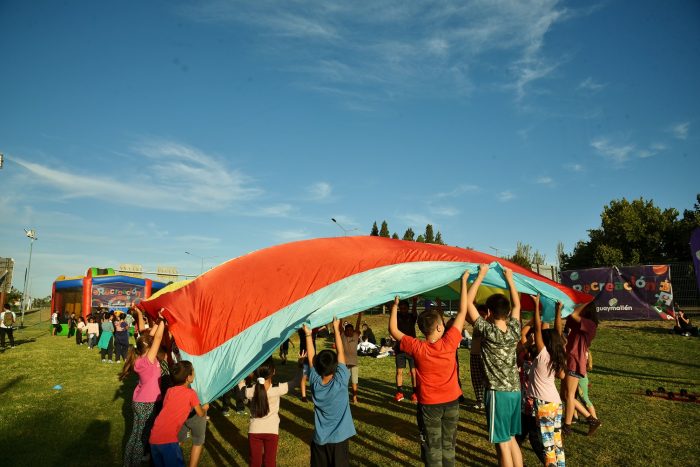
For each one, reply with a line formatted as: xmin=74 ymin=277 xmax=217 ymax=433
xmin=473 ymin=403 xmax=484 ymax=410
xmin=101 ymin=359 xmax=106 ymax=363
xmin=351 ymin=395 xmax=358 ymax=404
xmin=394 ymin=392 xmax=405 ymax=402
xmin=410 ymin=393 xmax=418 ymax=402
xmin=301 ymin=396 xmax=308 ymax=403
xmin=108 ymin=360 xmax=114 ymax=364
xmin=587 ymin=417 xmax=602 ymax=436
xmin=221 ymin=409 xmax=230 ymax=417
xmin=458 ymin=395 xmax=465 ymax=403
xmin=562 ymin=424 xmax=572 ymax=436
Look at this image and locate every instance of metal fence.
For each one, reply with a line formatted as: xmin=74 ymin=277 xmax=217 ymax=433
xmin=670 ymin=262 xmax=700 ymax=310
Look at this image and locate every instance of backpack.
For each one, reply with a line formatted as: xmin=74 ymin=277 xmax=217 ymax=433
xmin=3 ymin=311 xmax=14 ymax=327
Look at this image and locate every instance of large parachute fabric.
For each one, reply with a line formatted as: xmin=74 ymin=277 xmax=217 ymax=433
xmin=138 ymin=237 xmax=591 ymax=403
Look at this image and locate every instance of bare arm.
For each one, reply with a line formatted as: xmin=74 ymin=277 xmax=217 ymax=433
xmin=194 ymin=402 xmax=209 ymax=417
xmin=355 ymin=312 xmax=363 ymax=336
xmin=504 ymin=267 xmax=520 ymax=320
xmin=465 ymin=265 xmax=488 ymax=324
xmin=568 ymin=302 xmax=586 ymax=323
xmin=146 ymin=310 xmax=166 ymax=363
xmin=520 ymin=317 xmax=533 ymax=345
xmin=388 ymin=296 xmax=406 ymax=341
xmin=333 ymin=318 xmax=345 ymax=365
xmin=302 ymin=325 xmax=315 ymax=368
xmin=555 ymin=301 xmax=564 ymax=336
xmin=533 ymin=295 xmax=544 ymax=352
xmin=451 ymin=278 xmax=469 ymax=332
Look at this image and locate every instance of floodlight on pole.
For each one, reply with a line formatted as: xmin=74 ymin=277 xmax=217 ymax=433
xmin=21 ymin=228 xmax=38 ymax=327
xmin=185 ymin=251 xmax=219 ymax=275
xmin=331 ymin=218 xmax=358 ymax=236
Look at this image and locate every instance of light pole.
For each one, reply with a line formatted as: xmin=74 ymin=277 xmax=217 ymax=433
xmin=21 ymin=228 xmax=38 ymax=328
xmin=331 ymin=218 xmax=358 ymax=236
xmin=185 ymin=251 xmax=219 ymax=275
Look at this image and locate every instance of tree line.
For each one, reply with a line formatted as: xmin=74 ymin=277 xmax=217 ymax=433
xmin=369 ymin=221 xmax=445 ymax=245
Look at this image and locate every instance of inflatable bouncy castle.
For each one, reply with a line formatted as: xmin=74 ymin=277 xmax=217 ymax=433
xmin=51 ymin=267 xmax=167 ymax=319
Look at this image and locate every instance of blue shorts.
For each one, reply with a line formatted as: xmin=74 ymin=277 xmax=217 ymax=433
xmin=150 ymin=442 xmax=184 ymax=467
xmin=485 ymin=390 xmax=521 ymax=443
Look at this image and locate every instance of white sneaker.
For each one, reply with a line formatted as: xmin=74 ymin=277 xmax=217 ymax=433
xmin=102 ymin=359 xmax=106 ymax=363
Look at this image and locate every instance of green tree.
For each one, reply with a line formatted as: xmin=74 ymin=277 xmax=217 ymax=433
xmin=435 ymin=231 xmax=444 ymax=245
xmin=424 ymin=224 xmax=435 ymax=244
xmin=370 ymin=222 xmax=379 ymax=236
xmin=562 ymin=195 xmax=700 ymax=269
xmin=379 ymin=221 xmax=390 ymax=238
xmin=416 ymin=234 xmax=426 ymax=243
xmin=402 ymin=228 xmax=415 ymax=241
xmin=507 ymin=242 xmax=546 ymax=269
xmin=391 ymin=232 xmax=399 ymax=239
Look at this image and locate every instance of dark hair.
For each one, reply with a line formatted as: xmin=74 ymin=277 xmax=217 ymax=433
xmin=476 ymin=304 xmax=488 ymax=317
xmin=580 ymin=301 xmax=599 ymax=325
xmin=541 ymin=329 xmax=567 ymax=376
xmin=485 ymin=293 xmax=511 ymax=319
xmin=118 ymin=334 xmax=154 ymax=381
xmin=417 ymin=310 xmax=442 ymax=336
xmin=250 ymin=357 xmax=275 ymax=418
xmin=313 ymin=349 xmax=338 ymax=377
xmin=171 ymin=361 xmax=194 ymax=386
xmin=3 ymin=304 xmax=10 ymax=310
xmin=398 ymin=300 xmax=409 ymax=310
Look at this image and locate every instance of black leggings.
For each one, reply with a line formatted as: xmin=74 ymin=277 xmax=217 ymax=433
xmin=75 ymin=329 xmax=83 ymax=345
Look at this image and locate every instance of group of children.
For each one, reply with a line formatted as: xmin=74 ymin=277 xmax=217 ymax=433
xmin=58 ymin=308 xmax=135 ymax=364
xmin=55 ymin=263 xmax=601 ymax=467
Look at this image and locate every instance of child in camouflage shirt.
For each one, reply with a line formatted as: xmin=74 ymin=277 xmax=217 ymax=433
xmin=465 ymin=264 xmax=523 ymax=467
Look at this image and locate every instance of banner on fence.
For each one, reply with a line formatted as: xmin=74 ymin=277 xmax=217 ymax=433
xmin=561 ymin=265 xmax=674 ymax=320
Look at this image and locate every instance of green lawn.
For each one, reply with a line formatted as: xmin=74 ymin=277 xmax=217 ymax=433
xmin=1 ymin=309 xmax=699 ymax=466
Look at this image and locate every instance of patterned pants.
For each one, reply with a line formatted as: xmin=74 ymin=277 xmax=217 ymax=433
xmin=123 ymin=401 xmax=157 ymax=467
xmin=470 ymin=354 xmax=486 ymax=404
xmin=534 ymin=399 xmax=565 ymax=467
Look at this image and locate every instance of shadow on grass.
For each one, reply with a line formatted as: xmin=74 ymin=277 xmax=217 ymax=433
xmin=53 ymin=420 xmax=113 ymax=467
xmin=594 ymin=364 xmax=697 ymax=385
xmin=113 ymin=375 xmax=137 ymax=455
xmin=206 ymin=409 xmax=249 ymax=463
xmin=0 ymin=375 xmax=26 ymax=393
xmin=595 ymin=348 xmax=700 ymax=370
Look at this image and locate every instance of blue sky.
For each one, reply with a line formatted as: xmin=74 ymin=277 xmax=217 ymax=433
xmin=1 ymin=0 xmax=698 ymax=297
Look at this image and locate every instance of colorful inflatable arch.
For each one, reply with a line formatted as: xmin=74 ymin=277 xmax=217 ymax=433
xmin=51 ymin=268 xmax=168 ymax=321
xmin=138 ymin=236 xmax=592 ymax=403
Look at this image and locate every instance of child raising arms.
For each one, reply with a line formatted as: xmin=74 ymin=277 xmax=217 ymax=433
xmin=304 ymin=319 xmax=356 ymax=467
xmin=465 ymin=264 xmax=523 ymax=467
xmin=245 ymin=356 xmax=302 ymax=467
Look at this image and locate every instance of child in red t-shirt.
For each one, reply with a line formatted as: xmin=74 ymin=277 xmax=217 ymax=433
xmin=149 ymin=361 xmax=209 ymax=467
xmin=388 ymin=272 xmax=469 ymax=466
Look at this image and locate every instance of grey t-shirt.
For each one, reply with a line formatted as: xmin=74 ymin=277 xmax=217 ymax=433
xmin=474 ymin=316 xmax=521 ymax=392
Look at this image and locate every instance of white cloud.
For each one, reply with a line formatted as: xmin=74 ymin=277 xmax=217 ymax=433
xmin=535 ymin=176 xmax=553 ymax=185
xmin=256 ymin=204 xmax=295 ymax=217
xmin=637 ymin=143 xmax=666 ymax=159
xmin=577 ymin=77 xmax=606 ymax=93
xmin=179 ymin=0 xmax=570 ymax=104
xmin=12 ymin=140 xmax=262 ymax=211
xmin=274 ymin=229 xmax=310 ymax=241
xmin=306 ymin=181 xmax=333 ymax=201
xmin=430 ymin=205 xmax=460 ymax=217
xmin=669 ymin=121 xmax=690 ymax=140
xmin=435 ymin=184 xmax=480 ymax=198
xmin=590 ymin=138 xmax=635 ymax=164
xmin=498 ymin=191 xmax=515 ymax=202
xmin=566 ymin=163 xmax=585 ymax=172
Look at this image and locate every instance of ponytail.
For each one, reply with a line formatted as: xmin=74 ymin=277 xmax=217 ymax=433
xmin=250 ymin=357 xmax=275 ymax=418
xmin=118 ymin=347 xmax=138 ymax=381
xmin=117 ymin=334 xmax=153 ymax=381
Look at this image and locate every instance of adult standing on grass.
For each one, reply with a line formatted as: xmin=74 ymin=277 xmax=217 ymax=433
xmin=1 ymin=304 xmax=16 ymax=349
xmin=120 ymin=308 xmax=167 ymax=467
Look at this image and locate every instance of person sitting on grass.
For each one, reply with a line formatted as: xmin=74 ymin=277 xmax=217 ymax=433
xmin=303 ymin=319 xmax=356 ymax=467
xmin=389 ymin=282 xmax=468 ymax=467
xmin=465 ymin=264 xmax=523 ymax=467
xmin=149 ymin=361 xmax=209 ymax=467
xmin=361 ymin=322 xmax=376 ymax=346
xmin=674 ymin=308 xmax=698 ymax=337
xmin=244 ymin=356 xmax=302 ymax=467
xmin=562 ymin=302 xmax=601 ymax=436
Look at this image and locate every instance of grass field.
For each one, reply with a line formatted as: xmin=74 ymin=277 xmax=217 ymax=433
xmin=1 ymin=309 xmax=699 ymax=466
